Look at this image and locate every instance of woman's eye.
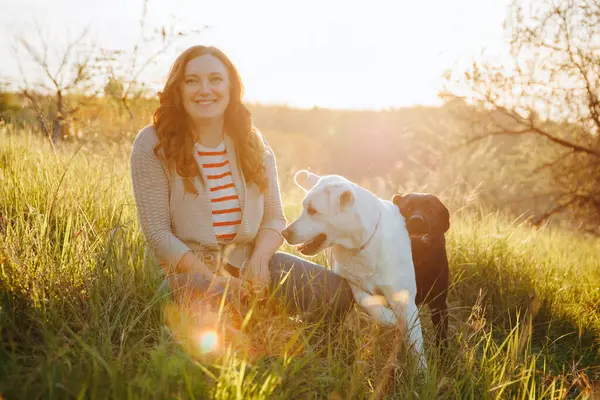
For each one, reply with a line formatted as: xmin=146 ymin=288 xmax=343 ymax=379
xmin=210 ymin=76 xmax=223 ymax=83
xmin=185 ymin=78 xmax=197 ymax=84
xmin=307 ymin=207 xmax=317 ymax=216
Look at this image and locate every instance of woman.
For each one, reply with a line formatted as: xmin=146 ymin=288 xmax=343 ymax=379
xmin=130 ymin=45 xmax=353 ymax=322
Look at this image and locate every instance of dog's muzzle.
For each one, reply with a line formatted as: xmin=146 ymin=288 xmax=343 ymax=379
xmin=407 ymin=215 xmax=429 ymax=235
xmin=281 ymin=226 xmax=327 ymax=255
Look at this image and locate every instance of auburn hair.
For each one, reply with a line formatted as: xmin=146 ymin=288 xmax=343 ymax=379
xmin=153 ymin=45 xmax=267 ymax=194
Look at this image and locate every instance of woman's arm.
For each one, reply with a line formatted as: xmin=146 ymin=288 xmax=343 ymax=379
xmin=130 ymin=127 xmax=203 ymax=275
xmin=251 ymin=228 xmax=284 ymax=260
xmin=175 ymin=250 xmax=214 ymax=278
xmin=257 ymin=144 xmax=287 ymax=234
xmin=243 ymin=142 xmax=287 ymax=289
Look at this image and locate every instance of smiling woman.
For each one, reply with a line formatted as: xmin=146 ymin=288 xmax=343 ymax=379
xmin=129 ymin=45 xmax=357 ymax=343
xmin=181 ymin=55 xmax=231 ymax=123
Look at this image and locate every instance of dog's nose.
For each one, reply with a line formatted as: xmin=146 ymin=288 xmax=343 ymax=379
xmin=407 ymin=215 xmax=428 ymax=234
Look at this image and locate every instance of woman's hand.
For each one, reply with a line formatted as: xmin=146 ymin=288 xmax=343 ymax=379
xmin=169 ymin=252 xmax=248 ymax=306
xmin=242 ymin=228 xmax=283 ymax=295
xmin=207 ymin=275 xmax=249 ymax=304
xmin=242 ymin=252 xmax=271 ymax=295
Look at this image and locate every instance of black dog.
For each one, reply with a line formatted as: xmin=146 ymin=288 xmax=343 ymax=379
xmin=392 ymin=193 xmax=450 ymax=349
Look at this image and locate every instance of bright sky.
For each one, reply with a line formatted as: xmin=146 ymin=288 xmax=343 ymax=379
xmin=0 ymin=0 xmax=512 ymax=110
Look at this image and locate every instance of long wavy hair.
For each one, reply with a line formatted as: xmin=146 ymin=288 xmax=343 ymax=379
xmin=153 ymin=45 xmax=267 ymax=195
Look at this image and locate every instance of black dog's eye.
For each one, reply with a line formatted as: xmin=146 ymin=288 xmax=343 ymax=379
xmin=307 ymin=206 xmax=318 ymax=216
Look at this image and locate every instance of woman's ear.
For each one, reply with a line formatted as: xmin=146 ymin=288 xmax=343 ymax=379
xmin=294 ymin=170 xmax=320 ymax=192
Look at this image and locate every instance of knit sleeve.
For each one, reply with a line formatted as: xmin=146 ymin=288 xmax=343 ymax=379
xmin=258 ymin=139 xmax=287 ymax=234
xmin=130 ymin=126 xmax=191 ymax=270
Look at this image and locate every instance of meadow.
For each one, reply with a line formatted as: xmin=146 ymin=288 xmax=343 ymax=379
xmin=1 ymin=118 xmax=599 ymax=399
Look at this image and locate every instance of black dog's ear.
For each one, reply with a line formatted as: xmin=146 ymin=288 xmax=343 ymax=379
xmin=392 ymin=194 xmax=404 ymax=207
xmin=440 ymin=203 xmax=450 ymax=233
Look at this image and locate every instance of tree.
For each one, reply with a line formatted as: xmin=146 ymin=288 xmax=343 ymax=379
xmin=0 ymin=81 xmax=21 ymax=122
xmin=443 ymin=0 xmax=600 ymax=234
xmin=99 ymin=0 xmax=206 ymax=119
xmin=13 ymin=25 xmax=99 ymax=143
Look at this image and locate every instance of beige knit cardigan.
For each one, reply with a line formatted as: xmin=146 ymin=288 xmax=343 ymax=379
xmin=130 ymin=124 xmax=287 ymax=271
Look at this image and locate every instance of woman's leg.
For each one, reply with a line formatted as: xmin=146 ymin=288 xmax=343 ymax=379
xmin=269 ymin=252 xmax=355 ymax=322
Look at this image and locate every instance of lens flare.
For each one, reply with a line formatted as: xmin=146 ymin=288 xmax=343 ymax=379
xmin=198 ymin=330 xmax=219 ymax=353
xmin=392 ymin=290 xmax=409 ymax=305
xmin=360 ymin=294 xmax=387 ymax=307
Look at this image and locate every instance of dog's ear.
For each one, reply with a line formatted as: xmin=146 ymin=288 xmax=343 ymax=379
xmin=392 ymin=194 xmax=404 ymax=207
xmin=338 ymin=189 xmax=355 ymax=213
xmin=330 ymin=183 xmax=355 ymax=213
xmin=294 ymin=170 xmax=320 ymax=192
xmin=430 ymin=195 xmax=451 ymax=234
xmin=440 ymin=203 xmax=450 ymax=233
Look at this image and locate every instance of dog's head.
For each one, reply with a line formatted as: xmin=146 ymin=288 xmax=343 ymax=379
xmin=392 ymin=193 xmax=450 ymax=239
xmin=282 ymin=170 xmax=361 ymax=255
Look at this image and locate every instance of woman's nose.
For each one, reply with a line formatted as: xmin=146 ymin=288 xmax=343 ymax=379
xmin=196 ymin=79 xmax=212 ymax=96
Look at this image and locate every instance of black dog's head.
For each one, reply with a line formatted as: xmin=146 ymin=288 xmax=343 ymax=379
xmin=392 ymin=193 xmax=450 ymax=238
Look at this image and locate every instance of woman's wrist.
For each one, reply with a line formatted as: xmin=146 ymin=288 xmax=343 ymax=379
xmin=176 ymin=251 xmax=214 ymax=280
xmin=175 ymin=251 xmax=195 ymax=273
xmin=251 ymin=228 xmax=283 ymax=259
xmin=250 ymin=247 xmax=276 ymax=261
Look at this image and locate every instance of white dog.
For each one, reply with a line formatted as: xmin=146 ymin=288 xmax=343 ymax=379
xmin=282 ymin=170 xmax=427 ymax=371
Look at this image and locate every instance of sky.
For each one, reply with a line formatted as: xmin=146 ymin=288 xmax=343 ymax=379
xmin=0 ymin=0 xmax=512 ymax=110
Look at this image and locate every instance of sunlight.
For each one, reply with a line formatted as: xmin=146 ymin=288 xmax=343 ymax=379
xmin=360 ymin=294 xmax=387 ymax=307
xmin=197 ymin=330 xmax=219 ymax=354
xmin=0 ymin=0 xmax=512 ymax=110
xmin=392 ymin=290 xmax=410 ymax=305
xmin=1 ymin=0 xmax=599 ymax=396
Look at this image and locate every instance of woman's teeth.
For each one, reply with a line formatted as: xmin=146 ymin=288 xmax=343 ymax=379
xmin=194 ymin=99 xmax=216 ymax=105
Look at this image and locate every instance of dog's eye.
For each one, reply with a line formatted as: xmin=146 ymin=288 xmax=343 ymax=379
xmin=307 ymin=206 xmax=318 ymax=216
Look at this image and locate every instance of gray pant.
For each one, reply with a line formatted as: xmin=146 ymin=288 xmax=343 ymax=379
xmin=160 ymin=252 xmax=355 ymax=322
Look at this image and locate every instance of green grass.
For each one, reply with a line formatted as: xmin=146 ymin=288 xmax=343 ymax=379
xmin=0 ymin=125 xmax=599 ymax=399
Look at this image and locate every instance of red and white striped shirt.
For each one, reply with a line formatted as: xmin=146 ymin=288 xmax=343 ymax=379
xmin=196 ymin=142 xmax=242 ymax=244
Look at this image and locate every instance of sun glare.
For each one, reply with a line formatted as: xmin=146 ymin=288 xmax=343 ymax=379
xmin=198 ymin=330 xmax=219 ymax=354
xmin=0 ymin=0 xmax=512 ymax=110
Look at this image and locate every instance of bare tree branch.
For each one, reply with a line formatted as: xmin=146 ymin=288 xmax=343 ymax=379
xmin=445 ymin=0 xmax=600 ymax=234
xmin=531 ymin=150 xmax=575 ymax=174
xmin=99 ymin=7 xmax=205 ymax=119
xmin=12 ymin=25 xmax=98 ymax=142
xmin=55 ymin=26 xmax=90 ymax=86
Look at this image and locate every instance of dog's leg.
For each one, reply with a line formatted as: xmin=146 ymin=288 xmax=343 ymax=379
xmin=350 ymin=285 xmax=397 ymax=326
xmin=380 ymin=285 xmax=427 ymax=372
xmin=405 ymin=299 xmax=427 ymax=371
xmin=430 ymin=296 xmax=449 ymax=349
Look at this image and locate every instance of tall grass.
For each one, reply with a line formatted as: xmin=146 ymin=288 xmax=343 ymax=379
xmin=0 ymin=126 xmax=599 ymax=399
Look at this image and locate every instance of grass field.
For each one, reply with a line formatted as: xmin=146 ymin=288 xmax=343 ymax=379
xmin=1 ymin=126 xmax=599 ymax=399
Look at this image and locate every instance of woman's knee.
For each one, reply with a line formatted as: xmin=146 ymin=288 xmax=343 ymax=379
xmin=269 ymin=251 xmax=288 ymax=273
xmin=268 ymin=251 xmax=355 ymax=319
xmin=269 ymin=251 xmax=306 ymax=284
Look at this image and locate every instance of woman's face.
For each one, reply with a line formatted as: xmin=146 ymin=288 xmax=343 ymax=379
xmin=180 ymin=54 xmax=230 ymax=122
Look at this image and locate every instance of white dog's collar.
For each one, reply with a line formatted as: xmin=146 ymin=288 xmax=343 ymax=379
xmin=352 ymin=211 xmax=382 ymax=254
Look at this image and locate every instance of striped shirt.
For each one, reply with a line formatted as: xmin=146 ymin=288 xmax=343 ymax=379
xmin=196 ymin=141 xmax=242 ymax=243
